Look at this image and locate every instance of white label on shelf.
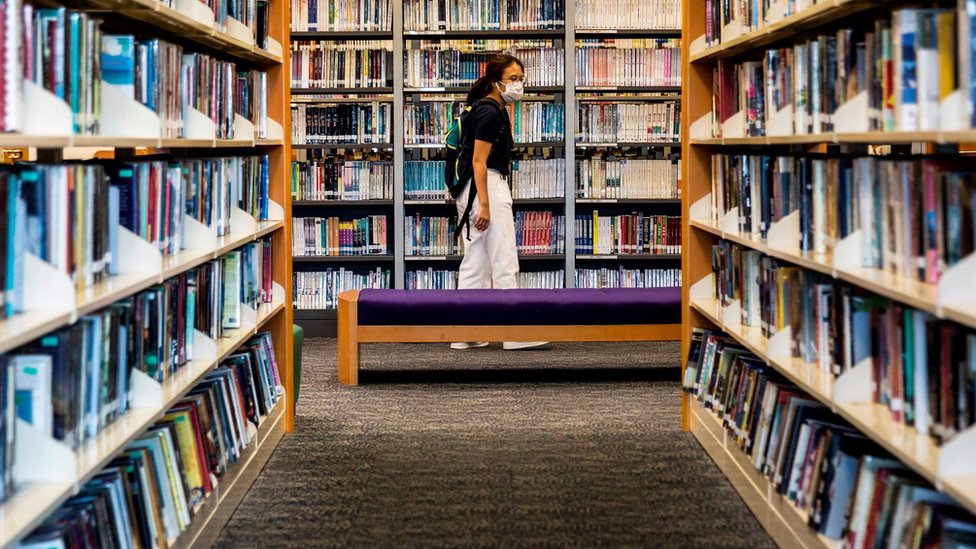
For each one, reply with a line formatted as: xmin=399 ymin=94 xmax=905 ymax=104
xmin=117 ymin=226 xmax=164 ymax=275
xmin=99 ymin=81 xmax=162 ymax=139
xmin=834 ymin=91 xmax=870 ymax=134
xmin=22 ymin=252 xmax=75 ymax=314
xmin=129 ymin=369 xmax=164 ymax=409
xmin=22 ymin=80 xmax=73 ymax=137
xmin=13 ymin=419 xmax=78 ymax=484
xmin=832 ymin=359 xmax=873 ymax=404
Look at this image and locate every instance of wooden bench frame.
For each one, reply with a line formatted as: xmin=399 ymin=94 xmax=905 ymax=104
xmin=337 ymin=289 xmax=682 ymax=386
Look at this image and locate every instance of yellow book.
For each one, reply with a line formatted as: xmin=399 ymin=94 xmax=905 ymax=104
xmin=162 ymin=410 xmax=207 ymax=507
xmin=937 ymin=11 xmax=956 ymax=100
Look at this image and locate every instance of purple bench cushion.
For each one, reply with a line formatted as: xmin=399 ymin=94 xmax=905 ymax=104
xmin=356 ymin=288 xmax=681 ymax=326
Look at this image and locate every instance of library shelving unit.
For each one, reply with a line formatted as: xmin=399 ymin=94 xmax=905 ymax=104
xmin=291 ymin=1 xmax=683 ymax=335
xmin=0 ymin=0 xmax=295 ymax=545
xmin=681 ymin=0 xmax=976 ymax=546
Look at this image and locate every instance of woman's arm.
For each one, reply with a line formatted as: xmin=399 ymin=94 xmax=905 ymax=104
xmin=471 ymin=138 xmax=493 ymax=231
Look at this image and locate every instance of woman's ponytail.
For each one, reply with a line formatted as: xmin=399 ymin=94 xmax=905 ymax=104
xmin=465 ymin=53 xmax=524 ymax=106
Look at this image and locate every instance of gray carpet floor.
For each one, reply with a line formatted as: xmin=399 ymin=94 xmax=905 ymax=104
xmin=214 ymin=339 xmax=775 ymax=548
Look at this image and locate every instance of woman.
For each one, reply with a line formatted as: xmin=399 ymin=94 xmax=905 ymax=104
xmin=450 ymin=54 xmax=547 ymax=351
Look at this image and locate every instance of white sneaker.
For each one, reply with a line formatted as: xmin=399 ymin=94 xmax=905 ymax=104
xmin=450 ymin=342 xmax=490 ymax=350
xmin=502 ymin=341 xmax=549 ymax=350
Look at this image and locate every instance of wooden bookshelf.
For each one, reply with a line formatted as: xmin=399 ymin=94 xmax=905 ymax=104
xmin=681 ymin=0 xmax=976 ymax=542
xmin=0 ymin=0 xmax=295 ymax=544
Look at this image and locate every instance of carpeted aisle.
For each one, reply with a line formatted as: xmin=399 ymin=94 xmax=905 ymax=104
xmin=214 ymin=339 xmax=774 ymax=548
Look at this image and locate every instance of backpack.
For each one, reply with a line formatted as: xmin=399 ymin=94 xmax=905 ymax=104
xmin=444 ymin=98 xmax=506 ymax=240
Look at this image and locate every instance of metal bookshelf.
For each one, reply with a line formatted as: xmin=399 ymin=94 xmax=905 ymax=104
xmin=290 ymin=6 xmax=683 ymax=335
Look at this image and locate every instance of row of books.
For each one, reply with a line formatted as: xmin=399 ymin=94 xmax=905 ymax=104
xmin=711 ymin=5 xmax=976 ymax=137
xmin=1 ymin=235 xmax=273 ymax=475
xmin=404 ymin=160 xmax=450 ymax=200
xmin=574 ymin=212 xmax=681 ymax=254
xmin=291 ymin=158 xmax=394 ymax=201
xmin=709 ymin=154 xmax=976 ymax=285
xmin=575 ymin=267 xmax=681 ymax=288
xmin=703 ymin=0 xmax=807 ymax=48
xmin=683 ymin=328 xmax=976 ymax=545
xmin=292 ymin=216 xmax=390 ymax=256
xmin=293 ymin=268 xmax=392 ymax=309
xmin=290 ymin=0 xmax=392 ymax=32
xmin=404 ymin=41 xmax=563 ymax=88
xmin=710 ymin=239 xmax=975 ymax=444
xmin=403 ymin=101 xmax=565 ymax=145
xmin=290 ymin=41 xmax=393 ymax=89
xmin=511 ymin=158 xmax=566 ymax=199
xmin=404 ymin=215 xmax=461 ymax=256
xmin=403 ymin=0 xmax=565 ymax=31
xmin=515 ymin=211 xmax=565 ymax=255
xmin=291 ymin=102 xmax=392 ymax=145
xmin=4 ymin=8 xmax=268 ymax=138
xmin=577 ymin=156 xmax=679 ymax=199
xmin=575 ymin=0 xmax=681 ymax=30
xmin=0 ymin=156 xmax=270 ymax=317
xmin=577 ymin=101 xmax=679 ymax=143
xmin=17 ymin=332 xmax=282 ymax=547
xmin=405 ymin=269 xmax=567 ymax=289
xmin=575 ymin=39 xmax=681 ymax=87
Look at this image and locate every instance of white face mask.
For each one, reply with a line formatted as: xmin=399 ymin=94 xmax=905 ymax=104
xmin=496 ymin=80 xmax=524 ymax=104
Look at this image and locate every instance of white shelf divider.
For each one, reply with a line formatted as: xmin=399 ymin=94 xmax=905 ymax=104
xmin=690 ymin=111 xmax=713 ymax=141
xmin=265 ymin=117 xmax=284 ymax=141
xmin=937 ymin=253 xmax=976 ymax=317
xmin=192 ymin=329 xmax=219 ymax=361
xmin=128 ymin=369 xmax=165 ymax=409
xmin=183 ymin=106 xmax=217 ymax=141
xmin=833 ymin=91 xmax=869 ymax=134
xmin=720 ymin=206 xmax=739 ymax=235
xmin=183 ymin=215 xmax=220 ymax=251
xmin=721 ymin=110 xmax=746 ymax=139
xmin=941 ymin=90 xmax=967 ymax=131
xmin=225 ymin=16 xmax=254 ymax=44
xmin=689 ymin=193 xmax=711 ymax=223
xmin=766 ymin=327 xmax=791 ymax=358
xmin=831 ymin=361 xmax=873 ymax=404
xmin=832 ymin=229 xmax=863 ymax=273
xmin=175 ymin=0 xmax=216 ymax=27
xmin=22 ymin=253 xmax=75 ymax=316
xmin=22 ymin=81 xmax=73 ymax=137
xmin=13 ymin=420 xmax=77 ymax=484
xmin=766 ymin=210 xmax=799 ymax=252
xmin=939 ymin=425 xmax=976 ymax=479
xmin=231 ymin=207 xmax=259 ymax=235
xmin=232 ymin=114 xmax=256 ymax=145
xmin=117 ymin=227 xmax=164 ymax=275
xmin=264 ymin=36 xmax=283 ymax=58
xmin=99 ymin=81 xmax=163 ymax=139
xmin=766 ymin=104 xmax=794 ymax=137
xmin=690 ymin=273 xmax=714 ymax=300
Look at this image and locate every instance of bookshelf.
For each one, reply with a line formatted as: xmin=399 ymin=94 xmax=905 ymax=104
xmin=291 ymin=0 xmax=683 ymax=335
xmin=682 ymin=0 xmax=976 ymax=545
xmin=0 ymin=0 xmax=295 ymax=543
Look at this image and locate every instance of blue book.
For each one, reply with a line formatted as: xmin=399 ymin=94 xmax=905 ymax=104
xmin=101 ymin=35 xmax=136 ymax=98
xmin=107 ymin=185 xmax=120 ymax=276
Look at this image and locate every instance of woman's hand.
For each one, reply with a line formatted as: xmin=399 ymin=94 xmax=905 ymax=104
xmin=474 ymin=202 xmax=490 ymax=231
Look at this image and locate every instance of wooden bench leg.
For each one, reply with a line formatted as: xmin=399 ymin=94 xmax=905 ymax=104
xmin=337 ymin=290 xmax=360 ymax=386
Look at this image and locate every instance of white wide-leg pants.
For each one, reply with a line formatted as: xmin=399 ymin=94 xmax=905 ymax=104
xmin=456 ymin=169 xmax=519 ymax=289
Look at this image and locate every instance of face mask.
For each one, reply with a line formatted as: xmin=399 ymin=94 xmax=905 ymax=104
xmin=495 ymin=80 xmax=524 ymax=104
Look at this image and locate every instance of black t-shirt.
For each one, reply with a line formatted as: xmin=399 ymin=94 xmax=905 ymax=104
xmin=469 ymin=99 xmax=514 ymax=176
